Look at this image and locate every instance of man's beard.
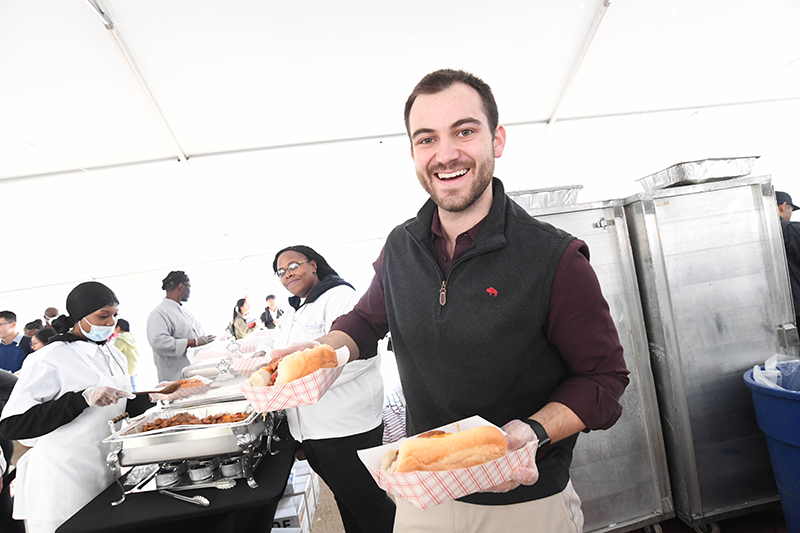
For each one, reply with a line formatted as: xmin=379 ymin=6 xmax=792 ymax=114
xmin=417 ymin=153 xmax=495 ymax=213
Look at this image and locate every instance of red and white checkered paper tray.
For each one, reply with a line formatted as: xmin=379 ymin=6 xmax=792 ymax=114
xmin=358 ymin=416 xmax=538 ymax=510
xmin=231 ymin=355 xmax=271 ymax=379
xmin=238 ymin=365 xmax=344 ymax=413
xmin=149 ymin=376 xmax=214 ymax=402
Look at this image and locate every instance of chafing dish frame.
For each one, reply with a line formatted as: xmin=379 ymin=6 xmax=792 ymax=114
xmin=104 ymin=401 xmax=280 ymax=504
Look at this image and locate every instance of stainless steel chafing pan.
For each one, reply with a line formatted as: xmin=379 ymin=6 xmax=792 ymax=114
xmin=102 ymin=400 xmax=267 ymax=466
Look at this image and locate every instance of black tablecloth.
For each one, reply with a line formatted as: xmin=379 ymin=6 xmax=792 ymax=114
xmin=57 ymin=422 xmax=295 ymax=533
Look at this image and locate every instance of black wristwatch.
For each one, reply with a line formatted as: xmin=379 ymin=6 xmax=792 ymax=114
xmin=521 ymin=419 xmax=551 ymax=455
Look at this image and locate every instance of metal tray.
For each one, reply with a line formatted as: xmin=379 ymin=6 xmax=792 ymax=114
xmin=637 ymin=157 xmax=758 ymax=190
xmin=508 ymin=185 xmax=582 ymax=209
xmin=102 ymin=400 xmax=267 ymax=466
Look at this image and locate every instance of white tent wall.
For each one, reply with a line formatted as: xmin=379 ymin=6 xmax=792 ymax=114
xmin=1 ymin=0 xmax=799 ymax=381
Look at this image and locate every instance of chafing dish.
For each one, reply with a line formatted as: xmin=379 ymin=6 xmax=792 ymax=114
xmin=104 ymin=401 xmax=282 ymax=504
xmin=103 ymin=400 xmax=265 ymax=465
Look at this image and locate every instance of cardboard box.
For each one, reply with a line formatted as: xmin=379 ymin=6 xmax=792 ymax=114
xmin=292 ymin=459 xmax=312 ymax=477
xmin=272 ymin=493 xmax=306 ymax=530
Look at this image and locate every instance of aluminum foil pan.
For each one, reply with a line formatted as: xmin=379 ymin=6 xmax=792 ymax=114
xmin=637 ymin=157 xmax=759 ymax=190
xmin=508 ymin=185 xmax=582 ymax=209
xmin=102 ymin=400 xmax=266 ymax=466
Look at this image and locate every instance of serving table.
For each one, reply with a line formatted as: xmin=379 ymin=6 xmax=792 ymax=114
xmin=57 ymin=422 xmax=295 ymax=533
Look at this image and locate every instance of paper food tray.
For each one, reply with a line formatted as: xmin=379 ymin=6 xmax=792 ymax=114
xmin=239 ymin=365 xmax=344 ymax=412
xmin=150 ymin=376 xmax=213 ymax=401
xmin=358 ymin=416 xmax=537 ymax=510
xmin=231 ymin=355 xmax=271 ymax=379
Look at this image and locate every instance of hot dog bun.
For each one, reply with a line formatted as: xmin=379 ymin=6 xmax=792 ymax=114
xmin=381 ymin=426 xmax=507 ymax=473
xmin=274 ymin=344 xmax=337 ymax=385
xmin=248 ymin=367 xmax=273 ymax=387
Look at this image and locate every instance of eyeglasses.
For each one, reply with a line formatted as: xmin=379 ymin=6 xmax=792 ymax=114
xmin=0 ymin=322 xmax=13 ymax=326
xmin=275 ymin=261 xmax=308 ymax=278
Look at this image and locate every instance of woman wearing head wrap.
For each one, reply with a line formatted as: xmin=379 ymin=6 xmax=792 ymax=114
xmin=0 ymin=282 xmax=153 ymax=533
xmin=259 ymin=245 xmax=395 ymax=533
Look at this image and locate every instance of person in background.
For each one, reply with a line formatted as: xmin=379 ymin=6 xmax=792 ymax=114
xmin=260 ymin=294 xmax=283 ymax=329
xmin=30 ymin=329 xmax=56 ymax=352
xmin=146 ymin=271 xmax=216 ymax=382
xmin=777 ymin=191 xmax=800 ymax=325
xmin=264 ymin=245 xmax=394 ymax=533
xmin=0 ymin=312 xmax=33 ymax=373
xmin=232 ymin=298 xmax=256 ymax=339
xmin=0 ymin=281 xmax=153 ymax=533
xmin=42 ymin=308 xmax=58 ymax=330
xmin=23 ymin=320 xmax=43 ymax=338
xmin=275 ymin=69 xmax=629 ymax=532
xmin=113 ymin=319 xmax=141 ymax=391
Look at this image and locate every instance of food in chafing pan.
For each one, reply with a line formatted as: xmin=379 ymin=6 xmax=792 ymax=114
xmin=141 ymin=411 xmax=249 ymax=432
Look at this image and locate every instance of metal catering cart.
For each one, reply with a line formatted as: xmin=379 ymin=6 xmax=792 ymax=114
xmin=510 ymin=188 xmax=674 ymax=533
xmin=623 ymin=173 xmax=799 ymax=531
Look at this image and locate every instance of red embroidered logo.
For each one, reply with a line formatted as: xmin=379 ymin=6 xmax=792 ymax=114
xmin=486 ymin=287 xmax=498 ymax=297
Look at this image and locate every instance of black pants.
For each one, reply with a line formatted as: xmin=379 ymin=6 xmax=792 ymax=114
xmin=0 ymin=465 xmax=24 ymax=533
xmin=301 ymin=424 xmax=396 ymax=533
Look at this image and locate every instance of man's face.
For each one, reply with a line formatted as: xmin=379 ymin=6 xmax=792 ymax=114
xmin=779 ymin=202 xmax=793 ymax=221
xmin=0 ymin=319 xmax=16 ymax=341
xmin=179 ymin=281 xmax=191 ymax=302
xmin=408 ymin=82 xmax=505 ymax=213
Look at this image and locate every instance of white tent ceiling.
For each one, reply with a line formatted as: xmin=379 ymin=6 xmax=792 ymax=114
xmin=1 ymin=0 xmax=799 ymax=353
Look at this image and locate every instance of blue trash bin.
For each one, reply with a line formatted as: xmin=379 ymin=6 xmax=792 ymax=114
xmin=744 ymin=364 xmax=800 ymax=533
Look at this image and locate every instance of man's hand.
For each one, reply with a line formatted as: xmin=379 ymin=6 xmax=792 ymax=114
xmin=82 ymin=386 xmax=135 ymax=407
xmin=195 ymin=335 xmax=216 ymax=347
xmin=484 ymin=419 xmax=540 ymax=493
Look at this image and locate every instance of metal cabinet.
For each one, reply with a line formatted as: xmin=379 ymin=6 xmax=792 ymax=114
xmin=623 ymin=176 xmax=798 ymax=528
xmin=513 ymin=193 xmax=674 ymax=533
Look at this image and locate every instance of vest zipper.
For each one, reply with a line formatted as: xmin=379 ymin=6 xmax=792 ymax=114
xmin=439 ymin=281 xmax=447 ymax=306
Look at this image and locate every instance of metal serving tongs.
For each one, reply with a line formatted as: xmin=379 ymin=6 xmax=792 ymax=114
xmin=159 ymin=490 xmax=210 ymax=506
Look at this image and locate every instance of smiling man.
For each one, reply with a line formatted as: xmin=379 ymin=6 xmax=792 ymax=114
xmin=275 ymin=69 xmax=630 ymax=532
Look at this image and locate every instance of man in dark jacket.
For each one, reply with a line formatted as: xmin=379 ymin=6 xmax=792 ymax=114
xmin=274 ymin=69 xmax=629 ymax=532
xmin=777 ymin=191 xmax=800 ymax=325
xmin=0 ymin=312 xmax=32 ymax=373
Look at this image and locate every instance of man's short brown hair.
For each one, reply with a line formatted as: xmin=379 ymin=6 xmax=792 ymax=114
xmin=404 ymin=69 xmax=499 ymax=139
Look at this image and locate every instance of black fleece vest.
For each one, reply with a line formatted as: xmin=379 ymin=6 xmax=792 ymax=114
xmin=383 ymin=179 xmax=578 ymax=505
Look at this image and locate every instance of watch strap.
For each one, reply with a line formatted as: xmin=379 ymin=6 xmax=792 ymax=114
xmin=522 ymin=418 xmax=551 ymax=448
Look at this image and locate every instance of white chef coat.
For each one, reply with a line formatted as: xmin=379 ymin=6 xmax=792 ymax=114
xmin=146 ymin=298 xmax=206 ymax=381
xmin=274 ymin=285 xmax=384 ymax=441
xmin=0 ymin=339 xmax=131 ymax=533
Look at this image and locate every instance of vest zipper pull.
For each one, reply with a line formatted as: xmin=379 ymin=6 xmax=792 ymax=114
xmin=439 ymin=281 xmax=447 ymax=306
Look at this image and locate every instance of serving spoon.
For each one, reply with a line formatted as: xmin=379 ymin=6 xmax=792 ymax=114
xmin=134 ymin=381 xmax=182 ymax=395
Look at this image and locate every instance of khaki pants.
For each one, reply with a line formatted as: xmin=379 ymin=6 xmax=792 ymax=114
xmin=394 ymin=481 xmax=584 ymax=533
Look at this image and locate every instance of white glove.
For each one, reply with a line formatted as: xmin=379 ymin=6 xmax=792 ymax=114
xmin=484 ymin=419 xmax=540 ymax=493
xmin=268 ymin=341 xmax=317 ymax=360
xmin=82 ymin=386 xmax=135 ymax=407
xmin=195 ymin=335 xmax=216 ymax=347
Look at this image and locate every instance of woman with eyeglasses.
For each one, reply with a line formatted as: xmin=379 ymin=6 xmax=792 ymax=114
xmin=0 ymin=282 xmax=153 ymax=533
xmin=267 ymin=245 xmax=395 ymax=533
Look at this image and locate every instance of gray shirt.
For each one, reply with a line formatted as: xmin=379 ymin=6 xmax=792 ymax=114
xmin=146 ymin=298 xmax=206 ymax=382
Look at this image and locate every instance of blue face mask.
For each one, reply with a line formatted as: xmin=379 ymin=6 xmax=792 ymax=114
xmin=80 ymin=316 xmax=117 ymax=342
